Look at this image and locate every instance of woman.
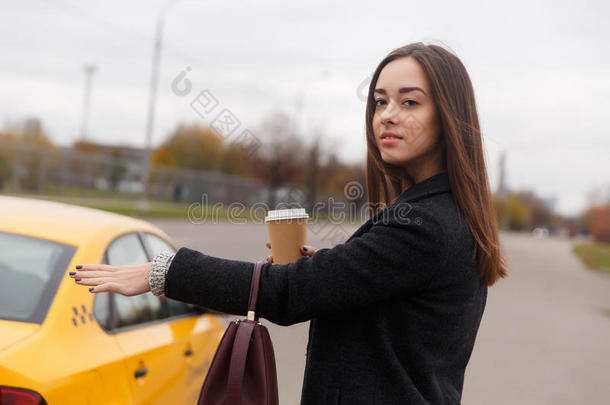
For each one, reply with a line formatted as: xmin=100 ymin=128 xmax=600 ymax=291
xmin=71 ymin=42 xmax=507 ymax=404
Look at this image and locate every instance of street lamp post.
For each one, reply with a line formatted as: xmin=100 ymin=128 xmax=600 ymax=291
xmin=292 ymin=71 xmax=333 ymax=213
xmin=79 ymin=64 xmax=97 ymax=141
xmin=140 ymin=0 xmax=184 ymax=212
xmin=293 ymin=70 xmax=332 ymax=137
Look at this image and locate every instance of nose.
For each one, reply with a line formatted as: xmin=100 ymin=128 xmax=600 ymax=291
xmin=379 ymin=99 xmax=399 ymax=125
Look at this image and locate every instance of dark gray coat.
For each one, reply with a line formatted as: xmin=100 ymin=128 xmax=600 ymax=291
xmin=164 ymin=171 xmax=487 ymax=404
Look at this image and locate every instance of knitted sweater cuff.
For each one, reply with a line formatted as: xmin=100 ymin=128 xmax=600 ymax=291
xmin=150 ymin=251 xmax=176 ymax=296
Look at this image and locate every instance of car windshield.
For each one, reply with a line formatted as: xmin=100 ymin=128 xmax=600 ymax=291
xmin=0 ymin=231 xmax=76 ymax=323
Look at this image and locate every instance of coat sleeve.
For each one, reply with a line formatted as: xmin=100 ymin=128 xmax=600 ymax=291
xmin=164 ymin=205 xmax=447 ymax=326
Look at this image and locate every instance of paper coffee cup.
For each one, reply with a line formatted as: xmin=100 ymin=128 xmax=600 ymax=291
xmin=264 ymin=208 xmax=309 ymax=264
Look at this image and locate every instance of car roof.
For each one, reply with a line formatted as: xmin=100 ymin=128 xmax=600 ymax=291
xmin=0 ymin=196 xmax=164 ymax=246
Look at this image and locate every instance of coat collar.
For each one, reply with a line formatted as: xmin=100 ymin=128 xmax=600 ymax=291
xmin=394 ymin=170 xmax=451 ymax=204
xmin=350 ymin=171 xmax=451 ymax=240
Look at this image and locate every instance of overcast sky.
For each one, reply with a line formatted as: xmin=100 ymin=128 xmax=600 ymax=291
xmin=1 ymin=0 xmax=608 ymax=216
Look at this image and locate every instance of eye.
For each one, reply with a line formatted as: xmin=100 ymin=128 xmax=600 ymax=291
xmin=403 ymin=100 xmax=418 ymax=107
xmin=374 ymin=99 xmax=386 ymax=107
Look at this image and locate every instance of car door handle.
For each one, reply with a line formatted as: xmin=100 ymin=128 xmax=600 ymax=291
xmin=134 ymin=367 xmax=148 ymax=378
xmin=184 ymin=348 xmax=194 ymax=357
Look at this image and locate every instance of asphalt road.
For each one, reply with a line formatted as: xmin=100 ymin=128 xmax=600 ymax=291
xmin=149 ymin=219 xmax=610 ymax=405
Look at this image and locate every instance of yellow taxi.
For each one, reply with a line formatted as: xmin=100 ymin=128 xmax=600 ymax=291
xmin=0 ymin=196 xmax=224 ymax=405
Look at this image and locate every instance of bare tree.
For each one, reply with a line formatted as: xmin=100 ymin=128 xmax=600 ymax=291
xmin=304 ymin=129 xmax=324 ymax=213
xmin=251 ymin=111 xmax=307 ymax=208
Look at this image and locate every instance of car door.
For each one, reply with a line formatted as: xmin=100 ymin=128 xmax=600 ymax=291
xmin=105 ymin=232 xmax=184 ymax=405
xmin=140 ymin=232 xmax=224 ymax=404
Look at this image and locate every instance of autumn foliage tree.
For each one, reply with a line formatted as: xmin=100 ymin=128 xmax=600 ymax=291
xmin=248 ymin=111 xmax=307 ymax=207
xmin=150 ymin=146 xmax=177 ymax=167
xmin=154 ymin=124 xmax=224 ymax=171
xmin=152 ymin=123 xmax=252 ymax=177
xmin=0 ymin=119 xmax=55 ymax=191
xmin=151 ymin=114 xmax=367 ymax=208
xmin=582 ymin=205 xmax=610 ymax=243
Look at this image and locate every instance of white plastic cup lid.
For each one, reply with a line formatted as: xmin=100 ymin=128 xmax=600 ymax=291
xmin=264 ymin=208 xmax=309 ymax=223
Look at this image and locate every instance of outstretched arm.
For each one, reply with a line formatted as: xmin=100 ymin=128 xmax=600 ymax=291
xmin=68 ymin=243 xmax=315 ymax=296
xmin=162 ymin=206 xmax=446 ymax=326
xmin=70 ymin=205 xmax=446 ymax=327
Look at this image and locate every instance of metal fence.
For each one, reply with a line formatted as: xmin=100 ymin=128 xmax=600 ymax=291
xmin=0 ymin=140 xmax=267 ymax=205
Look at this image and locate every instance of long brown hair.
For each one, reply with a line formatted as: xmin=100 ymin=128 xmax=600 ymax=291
xmin=364 ymin=42 xmax=507 ymax=288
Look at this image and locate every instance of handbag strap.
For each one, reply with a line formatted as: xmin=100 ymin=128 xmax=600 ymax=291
xmin=225 ymin=260 xmax=265 ymax=403
xmin=246 ymin=260 xmax=265 ymax=321
xmin=226 ymin=320 xmax=256 ymax=404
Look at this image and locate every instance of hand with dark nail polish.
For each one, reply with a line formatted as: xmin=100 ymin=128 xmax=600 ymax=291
xmin=265 ymin=242 xmax=317 ymax=262
xmin=70 ymin=262 xmax=152 ymax=295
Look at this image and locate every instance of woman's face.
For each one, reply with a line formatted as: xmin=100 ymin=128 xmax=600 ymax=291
xmin=372 ymin=56 xmax=444 ymax=182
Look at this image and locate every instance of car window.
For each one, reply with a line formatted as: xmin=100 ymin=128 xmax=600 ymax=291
xmin=93 ymin=290 xmax=111 ymax=330
xmin=106 ymin=233 xmax=163 ymax=328
xmin=106 ymin=233 xmax=148 ymax=266
xmin=142 ymin=233 xmax=175 ymax=257
xmin=114 ymin=293 xmax=163 ymax=328
xmin=0 ymin=231 xmax=76 ymax=323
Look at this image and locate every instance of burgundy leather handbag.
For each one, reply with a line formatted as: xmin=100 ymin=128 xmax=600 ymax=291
xmin=197 ymin=260 xmax=279 ymax=405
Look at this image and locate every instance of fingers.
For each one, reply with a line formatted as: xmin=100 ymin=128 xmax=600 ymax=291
xmin=264 ymin=245 xmax=315 ymax=262
xmin=68 ymin=262 xmax=152 ymax=296
xmin=89 ymin=282 xmax=125 ymax=294
xmin=73 ymin=276 xmax=112 ymax=294
xmin=300 ymin=245 xmax=316 ymax=257
xmin=74 ymin=264 xmax=117 ymax=272
xmin=74 ymin=277 xmax=104 ymax=286
xmin=89 ymin=283 xmax=116 ymax=293
xmin=69 ymin=270 xmax=113 ymax=279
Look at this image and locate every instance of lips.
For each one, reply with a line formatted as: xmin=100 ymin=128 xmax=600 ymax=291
xmin=380 ymin=132 xmax=403 ymax=140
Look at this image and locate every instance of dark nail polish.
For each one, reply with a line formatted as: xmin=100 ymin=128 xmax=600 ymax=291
xmin=303 ymin=246 xmax=308 ymax=251
xmin=88 ymin=287 xmax=94 ymax=292
xmin=69 ymin=272 xmax=76 ymax=276
xmin=76 ymin=265 xmax=83 ymax=269
xmin=75 ymin=278 xmax=81 ymax=282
